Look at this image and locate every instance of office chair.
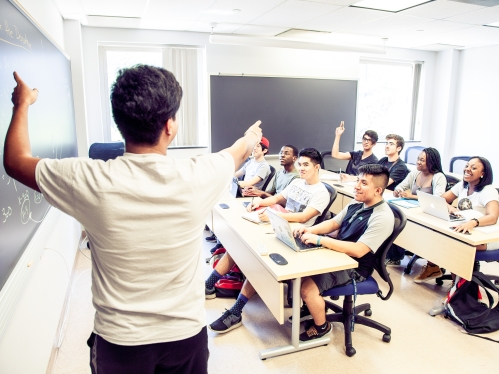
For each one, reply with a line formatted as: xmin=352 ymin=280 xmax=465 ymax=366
xmin=88 ymin=141 xmax=125 ymax=161
xmin=320 ymin=151 xmax=349 ymax=173
xmin=319 ymin=204 xmax=406 ymax=357
xmin=403 ymin=173 xmax=462 ymax=275
xmin=404 ymin=146 xmax=425 ymax=165
xmin=449 ymin=156 xmax=470 ymax=173
xmin=261 ymin=165 xmax=276 ymax=191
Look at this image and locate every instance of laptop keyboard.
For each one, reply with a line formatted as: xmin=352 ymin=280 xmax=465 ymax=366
xmin=296 ymin=238 xmax=318 ymax=250
xmin=449 ymin=213 xmax=464 ymax=221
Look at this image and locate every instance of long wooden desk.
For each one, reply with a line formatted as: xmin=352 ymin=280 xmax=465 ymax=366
xmin=209 ymin=198 xmax=358 ymax=359
xmin=321 ymin=170 xmax=499 ymax=280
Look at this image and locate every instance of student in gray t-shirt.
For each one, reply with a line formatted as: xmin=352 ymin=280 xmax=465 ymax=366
xmin=235 ymin=137 xmax=271 ymax=190
xmin=243 ymin=144 xmax=299 ymax=198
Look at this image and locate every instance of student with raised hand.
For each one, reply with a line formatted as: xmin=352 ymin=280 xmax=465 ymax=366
xmin=235 ymin=136 xmax=271 ymax=189
xmin=385 ymin=147 xmax=447 ymax=266
xmin=332 ymin=121 xmax=378 ymax=178
xmin=377 ymin=134 xmax=410 ymax=190
xmin=293 ymin=164 xmax=393 ymax=341
xmin=205 ymin=148 xmax=330 ymax=334
xmin=4 ymin=67 xmax=263 ymax=374
xmin=243 ymin=144 xmax=299 ymax=198
xmin=413 ymin=156 xmax=499 ymax=284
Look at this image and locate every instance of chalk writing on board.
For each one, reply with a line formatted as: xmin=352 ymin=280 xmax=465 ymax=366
xmin=2 ymin=206 xmax=11 ymax=223
xmin=0 ymin=20 xmax=32 ymax=51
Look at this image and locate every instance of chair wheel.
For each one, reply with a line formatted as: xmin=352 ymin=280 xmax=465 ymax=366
xmin=346 ymin=347 xmax=356 ymax=357
xmin=364 ymin=309 xmax=372 ymax=317
xmin=382 ymin=334 xmax=391 ymax=343
xmin=436 ymin=279 xmax=444 ymax=286
xmin=403 ymin=267 xmax=411 ymax=274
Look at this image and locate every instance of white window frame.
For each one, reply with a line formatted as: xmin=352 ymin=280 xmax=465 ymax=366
xmin=98 ymin=44 xmax=208 ymax=148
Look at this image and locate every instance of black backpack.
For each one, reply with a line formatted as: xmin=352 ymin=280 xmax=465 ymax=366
xmin=445 ymin=271 xmax=499 ymax=339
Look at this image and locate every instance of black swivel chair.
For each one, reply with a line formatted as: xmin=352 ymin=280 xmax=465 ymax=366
xmin=88 ymin=141 xmax=125 ymax=161
xmin=319 ymin=204 xmax=407 ymax=357
xmin=320 ymin=151 xmax=349 ymax=173
xmin=261 ymin=165 xmax=276 ymax=192
xmin=404 ymin=146 xmax=425 ymax=165
xmin=449 ymin=156 xmax=470 ymax=173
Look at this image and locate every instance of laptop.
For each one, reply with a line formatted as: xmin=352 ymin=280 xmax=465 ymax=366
xmin=229 ymin=177 xmax=244 ymax=198
xmin=417 ymin=191 xmax=465 ymax=222
xmin=266 ymin=209 xmax=322 ymax=252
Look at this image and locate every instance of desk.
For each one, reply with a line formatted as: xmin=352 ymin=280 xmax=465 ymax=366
xmin=320 ymin=170 xmax=499 ymax=280
xmin=209 ymin=198 xmax=358 ymax=359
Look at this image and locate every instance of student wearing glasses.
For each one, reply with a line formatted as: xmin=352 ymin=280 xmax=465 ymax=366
xmin=331 ymin=121 xmax=379 ymax=179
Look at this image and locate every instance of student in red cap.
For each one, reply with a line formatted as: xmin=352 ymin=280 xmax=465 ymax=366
xmin=235 ymin=137 xmax=271 ymax=189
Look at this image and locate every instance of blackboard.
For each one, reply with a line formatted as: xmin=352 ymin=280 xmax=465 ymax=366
xmin=0 ymin=0 xmax=78 ymax=291
xmin=210 ymin=75 xmax=357 ymax=156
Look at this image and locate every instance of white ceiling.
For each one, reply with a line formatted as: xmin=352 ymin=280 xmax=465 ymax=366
xmin=53 ymin=0 xmax=499 ymax=52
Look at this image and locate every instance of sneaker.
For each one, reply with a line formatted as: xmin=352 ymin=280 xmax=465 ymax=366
xmin=385 ymin=259 xmax=401 ymax=267
xmin=205 ymin=286 xmax=216 ymax=299
xmin=299 ymin=322 xmax=331 ymax=341
xmin=288 ymin=304 xmax=327 ymax=323
xmin=209 ymin=310 xmax=242 ymax=333
xmin=210 ymin=243 xmax=223 ymax=254
xmin=414 ymin=264 xmax=443 ymax=284
xmin=205 ymin=234 xmax=217 ymax=243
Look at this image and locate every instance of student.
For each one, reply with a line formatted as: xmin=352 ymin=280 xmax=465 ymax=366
xmin=243 ymin=144 xmax=299 ymax=198
xmin=331 ymin=121 xmax=378 ymax=176
xmin=206 ymin=148 xmax=330 ymax=333
xmin=377 ymin=134 xmax=409 ymax=190
xmin=293 ymin=164 xmax=394 ymax=341
xmin=414 ymin=156 xmax=499 ymax=283
xmin=235 ymin=137 xmax=271 ymax=189
xmin=4 ymin=67 xmax=264 ymax=374
xmin=385 ymin=147 xmax=447 ymax=266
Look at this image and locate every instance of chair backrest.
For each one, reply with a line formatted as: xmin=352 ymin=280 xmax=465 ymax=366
xmin=445 ymin=174 xmax=461 ymax=192
xmin=320 ymin=151 xmax=349 ymax=173
xmin=449 ymin=156 xmax=470 ymax=173
xmin=404 ymin=146 xmax=425 ymax=165
xmin=314 ymin=183 xmax=337 ymax=225
xmin=89 ymin=142 xmax=125 ymax=161
xmin=373 ymin=204 xmax=407 ymax=300
xmin=261 ymin=165 xmax=276 ymax=191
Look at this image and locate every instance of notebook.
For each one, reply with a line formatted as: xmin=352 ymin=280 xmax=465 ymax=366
xmin=266 ymin=209 xmax=322 ymax=252
xmin=417 ymin=191 xmax=465 ymax=222
xmin=388 ymin=198 xmax=420 ymax=209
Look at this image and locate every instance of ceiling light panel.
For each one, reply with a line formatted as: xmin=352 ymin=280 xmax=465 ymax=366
xmin=82 ymin=0 xmax=149 ymax=18
xmin=144 ymin=0 xmax=218 ymax=21
xmin=340 ymin=13 xmax=433 ymax=36
xmin=250 ymin=0 xmax=341 ymax=28
xmin=297 ymin=6 xmax=388 ymax=32
xmin=198 ymin=0 xmax=285 ymax=24
xmin=351 ymin=0 xmax=434 ymax=12
xmin=400 ymin=0 xmax=484 ymax=19
xmin=445 ymin=5 xmax=499 ymax=25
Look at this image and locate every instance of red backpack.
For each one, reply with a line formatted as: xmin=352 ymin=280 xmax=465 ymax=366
xmin=208 ymin=247 xmax=245 ymax=298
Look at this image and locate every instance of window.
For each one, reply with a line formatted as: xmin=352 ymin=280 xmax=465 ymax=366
xmin=99 ymin=45 xmax=207 ymax=147
xmin=356 ymin=59 xmax=423 ymax=142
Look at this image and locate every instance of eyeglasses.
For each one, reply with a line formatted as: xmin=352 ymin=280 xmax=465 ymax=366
xmin=362 ymin=137 xmax=372 ymax=143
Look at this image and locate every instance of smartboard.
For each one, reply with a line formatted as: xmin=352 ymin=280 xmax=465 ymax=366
xmin=0 ymin=0 xmax=78 ymax=291
xmin=210 ymin=75 xmax=357 ymax=155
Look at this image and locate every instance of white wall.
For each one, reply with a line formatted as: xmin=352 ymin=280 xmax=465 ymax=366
xmin=0 ymin=1 xmax=81 ymax=373
xmin=80 ymin=27 xmax=438 ymax=159
xmin=451 ymin=45 xmax=499 ymax=172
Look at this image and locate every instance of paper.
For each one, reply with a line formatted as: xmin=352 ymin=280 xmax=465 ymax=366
xmin=320 ymin=173 xmax=340 ymax=181
xmin=457 ymin=209 xmax=483 ymax=222
xmin=242 ymin=208 xmax=269 ymax=225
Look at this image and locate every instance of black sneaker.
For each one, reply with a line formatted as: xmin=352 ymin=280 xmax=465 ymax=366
xmin=208 ymin=310 xmax=242 ymax=333
xmin=210 ymin=243 xmax=223 ymax=254
xmin=385 ymin=259 xmax=401 ymax=267
xmin=299 ymin=322 xmax=331 ymax=341
xmin=205 ymin=285 xmax=216 ymax=300
xmin=205 ymin=234 xmax=217 ymax=243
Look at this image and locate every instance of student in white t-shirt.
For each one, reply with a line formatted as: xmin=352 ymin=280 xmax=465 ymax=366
xmin=205 ymin=148 xmax=329 ymax=334
xmin=4 ymin=67 xmax=264 ymax=374
xmin=413 ymin=156 xmax=499 ymax=284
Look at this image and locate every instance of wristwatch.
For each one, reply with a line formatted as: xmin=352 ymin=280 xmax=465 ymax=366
xmin=471 ymin=218 xmax=480 ymax=227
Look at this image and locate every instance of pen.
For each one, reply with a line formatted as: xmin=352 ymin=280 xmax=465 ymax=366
xmin=251 ymin=197 xmax=254 ymax=210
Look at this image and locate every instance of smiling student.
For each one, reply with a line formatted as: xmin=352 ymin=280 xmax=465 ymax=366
xmin=235 ymin=137 xmax=271 ymax=189
xmin=377 ymin=134 xmax=409 ymax=190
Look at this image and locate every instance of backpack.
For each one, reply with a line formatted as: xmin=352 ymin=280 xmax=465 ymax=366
xmin=445 ymin=271 xmax=499 ymax=339
xmin=208 ymin=247 xmax=245 ymax=298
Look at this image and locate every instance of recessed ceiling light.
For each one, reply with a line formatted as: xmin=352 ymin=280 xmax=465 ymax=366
xmin=351 ymin=0 xmax=434 ymax=13
xmin=485 ymin=21 xmax=499 ymax=28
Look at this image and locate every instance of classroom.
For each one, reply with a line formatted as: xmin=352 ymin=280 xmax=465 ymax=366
xmin=1 ymin=0 xmax=499 ymax=373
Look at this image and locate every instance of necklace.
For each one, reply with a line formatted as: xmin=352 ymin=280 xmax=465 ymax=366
xmin=416 ymin=173 xmax=431 ymax=190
